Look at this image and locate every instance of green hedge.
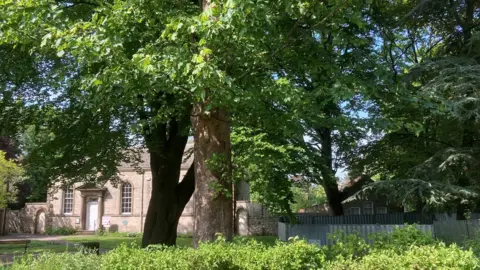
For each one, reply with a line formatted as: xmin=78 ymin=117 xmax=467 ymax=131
xmin=44 ymin=226 xmax=77 ymax=236
xmin=10 ymin=226 xmax=480 ymax=270
xmin=11 ymin=240 xmax=324 ymax=270
xmin=96 ymin=231 xmax=142 ymax=238
xmin=326 ymin=244 xmax=478 ymax=270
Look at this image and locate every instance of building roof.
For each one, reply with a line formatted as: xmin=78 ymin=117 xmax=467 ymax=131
xmin=118 ymin=142 xmax=194 ymax=171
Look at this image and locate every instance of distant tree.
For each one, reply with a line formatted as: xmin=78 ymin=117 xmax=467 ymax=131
xmin=291 ymin=184 xmax=327 ymax=213
xmin=349 ymin=0 xmax=480 ymax=219
xmin=0 ymin=151 xmax=23 ymax=208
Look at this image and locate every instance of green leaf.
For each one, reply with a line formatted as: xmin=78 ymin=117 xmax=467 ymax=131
xmin=40 ymin=33 xmax=52 ymax=47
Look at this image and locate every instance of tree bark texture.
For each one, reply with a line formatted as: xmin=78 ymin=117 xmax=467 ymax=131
xmin=315 ymin=123 xmax=374 ymax=215
xmin=187 ymin=0 xmax=234 ymax=246
xmin=316 ymin=126 xmax=345 ymax=215
xmin=191 ymin=102 xmax=233 ymax=246
xmin=141 ymin=117 xmax=195 ymax=247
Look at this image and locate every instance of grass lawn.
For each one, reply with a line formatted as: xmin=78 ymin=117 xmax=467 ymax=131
xmin=61 ymin=235 xmax=278 ymax=250
xmin=61 ymin=235 xmax=142 ymax=249
xmin=0 ymin=241 xmax=76 ymax=255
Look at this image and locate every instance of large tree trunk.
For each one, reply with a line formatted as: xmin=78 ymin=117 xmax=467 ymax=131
xmin=316 ymin=126 xmax=344 ymax=215
xmin=191 ymin=103 xmax=233 ymax=246
xmin=188 ymin=0 xmax=233 ymax=246
xmin=324 ymin=184 xmax=344 ymax=216
xmin=141 ymin=118 xmax=195 ymax=247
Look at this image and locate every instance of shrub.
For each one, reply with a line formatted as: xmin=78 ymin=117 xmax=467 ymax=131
xmin=322 ymin=231 xmax=369 ymax=261
xmin=370 ymin=224 xmax=437 ymax=252
xmin=325 ymin=243 xmax=479 ymax=270
xmin=323 ymin=225 xmax=438 ymax=260
xmin=460 ymin=228 xmax=480 ymax=256
xmin=11 ymin=238 xmax=324 ymax=270
xmin=44 ymin=226 xmax=77 ymax=236
xmin=96 ymin=231 xmax=142 ymax=238
xmin=177 ymin=232 xmax=193 ymax=238
xmin=10 ymin=228 xmax=479 ymax=270
xmin=10 ymin=252 xmax=98 ymax=270
xmin=102 ymin=236 xmax=325 ymax=270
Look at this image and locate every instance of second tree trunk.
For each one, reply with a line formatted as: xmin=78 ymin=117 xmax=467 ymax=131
xmin=191 ymin=103 xmax=233 ymax=246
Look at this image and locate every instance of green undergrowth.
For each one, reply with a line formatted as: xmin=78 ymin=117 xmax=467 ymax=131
xmin=9 ymin=226 xmax=480 ymax=270
xmin=44 ymin=227 xmax=77 ymax=236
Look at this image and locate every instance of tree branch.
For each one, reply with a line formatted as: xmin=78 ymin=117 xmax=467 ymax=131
xmin=396 ymin=132 xmax=455 ymax=147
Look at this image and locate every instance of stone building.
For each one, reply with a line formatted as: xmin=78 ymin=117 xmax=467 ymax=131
xmin=8 ymin=141 xmax=276 ymax=235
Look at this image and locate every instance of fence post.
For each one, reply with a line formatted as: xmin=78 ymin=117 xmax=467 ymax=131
xmin=466 ymin=220 xmax=470 ymax=240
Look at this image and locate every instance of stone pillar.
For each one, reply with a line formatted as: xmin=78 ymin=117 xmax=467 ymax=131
xmin=97 ymin=195 xmax=103 ymax=231
xmin=80 ymin=195 xmax=86 ymax=230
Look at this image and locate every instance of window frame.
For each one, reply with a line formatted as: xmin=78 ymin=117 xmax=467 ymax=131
xmin=363 ymin=201 xmax=374 ymax=215
xmin=63 ymin=186 xmax=74 ymax=215
xmin=348 ymin=207 xmax=361 ymax=215
xmin=376 ymin=206 xmax=387 ymax=214
xmin=120 ymin=182 xmax=133 ymax=215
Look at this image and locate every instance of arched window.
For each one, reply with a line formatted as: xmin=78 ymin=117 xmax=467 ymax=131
xmin=63 ymin=186 xmax=73 ymax=214
xmin=121 ymin=183 xmax=132 ymax=214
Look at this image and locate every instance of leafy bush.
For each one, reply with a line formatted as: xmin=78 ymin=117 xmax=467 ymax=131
xmin=177 ymin=232 xmax=193 ymax=238
xmin=370 ymin=224 xmax=437 ymax=252
xmin=11 ymin=252 xmax=98 ymax=270
xmin=323 ymin=224 xmax=438 ymax=260
xmin=10 ymin=227 xmax=479 ymax=270
xmin=322 ymin=232 xmax=369 ymax=261
xmin=103 ymin=236 xmax=325 ymax=270
xmin=325 ymin=243 xmax=478 ymax=270
xmin=11 ymin=238 xmax=324 ymax=270
xmin=44 ymin=226 xmax=77 ymax=236
xmin=96 ymin=231 xmax=142 ymax=238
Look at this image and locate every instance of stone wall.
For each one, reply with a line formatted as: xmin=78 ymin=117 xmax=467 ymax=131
xmin=7 ymin=210 xmax=30 ymax=233
xmin=7 ymin=201 xmax=276 ymax=236
xmin=0 ymin=208 xmax=5 ymax=235
xmin=6 ymin=203 xmax=49 ymax=234
xmin=236 ymin=201 xmax=277 ymax=236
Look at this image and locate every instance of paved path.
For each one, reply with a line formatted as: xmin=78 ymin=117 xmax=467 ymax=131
xmin=0 ymin=234 xmax=109 ymax=265
xmin=0 ymin=233 xmax=64 ymax=241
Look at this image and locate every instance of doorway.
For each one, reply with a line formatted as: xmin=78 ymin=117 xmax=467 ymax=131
xmin=35 ymin=211 xmax=46 ymax=234
xmin=236 ymin=208 xmax=248 ymax=236
xmin=86 ymin=199 xmax=98 ymax=231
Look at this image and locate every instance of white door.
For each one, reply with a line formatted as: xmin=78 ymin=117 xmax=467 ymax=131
xmin=36 ymin=211 xmax=46 ymax=234
xmin=86 ymin=200 xmax=98 ymax=231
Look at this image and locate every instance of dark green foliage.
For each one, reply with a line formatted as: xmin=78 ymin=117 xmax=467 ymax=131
xmin=347 ymin=0 xmax=480 ymax=217
xmin=96 ymin=231 xmax=142 ymax=238
xmin=44 ymin=226 xmax=77 ymax=236
xmin=78 ymin=242 xmax=100 ymax=255
xmin=9 ymin=227 xmax=479 ymax=270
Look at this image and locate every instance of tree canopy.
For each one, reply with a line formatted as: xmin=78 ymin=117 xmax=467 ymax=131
xmin=0 ymin=150 xmax=23 ymax=208
xmin=1 ymin=0 xmax=480 ymax=246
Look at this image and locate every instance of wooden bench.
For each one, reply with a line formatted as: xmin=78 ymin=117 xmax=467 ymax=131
xmin=0 ymin=240 xmax=31 ymax=254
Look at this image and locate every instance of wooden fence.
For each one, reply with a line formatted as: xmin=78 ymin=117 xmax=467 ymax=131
xmin=278 ymin=217 xmax=480 ymax=246
xmin=280 ymin=212 xmax=434 ymax=225
xmin=277 ymin=222 xmax=433 ymax=245
xmin=433 ymin=219 xmax=480 ymax=243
